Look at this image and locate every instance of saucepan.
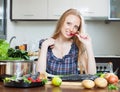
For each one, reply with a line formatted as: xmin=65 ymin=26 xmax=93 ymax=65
xmin=0 ymin=60 xmax=37 ymax=77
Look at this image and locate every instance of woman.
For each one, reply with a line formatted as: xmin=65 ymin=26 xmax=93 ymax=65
xmin=36 ymin=8 xmax=96 ymax=75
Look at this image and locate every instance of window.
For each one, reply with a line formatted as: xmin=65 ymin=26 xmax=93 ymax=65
xmin=0 ymin=0 xmax=6 ymax=39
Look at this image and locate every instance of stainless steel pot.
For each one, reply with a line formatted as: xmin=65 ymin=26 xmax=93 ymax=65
xmin=0 ymin=60 xmax=37 ymax=77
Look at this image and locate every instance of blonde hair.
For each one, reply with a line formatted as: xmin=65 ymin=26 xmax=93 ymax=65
xmin=52 ymin=8 xmax=87 ymax=74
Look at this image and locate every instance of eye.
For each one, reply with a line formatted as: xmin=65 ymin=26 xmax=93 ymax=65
xmin=74 ymin=25 xmax=79 ymax=31
xmin=66 ymin=22 xmax=71 ymax=25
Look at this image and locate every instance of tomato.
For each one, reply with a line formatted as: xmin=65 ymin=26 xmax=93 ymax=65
xmin=27 ymin=77 xmax=42 ymax=82
xmin=108 ymin=75 xmax=119 ymax=84
xmin=27 ymin=77 xmax=36 ymax=82
xmin=27 ymin=77 xmax=32 ymax=81
xmin=36 ymin=78 xmax=41 ymax=82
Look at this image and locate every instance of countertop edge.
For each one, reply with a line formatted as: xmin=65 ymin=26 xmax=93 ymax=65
xmin=95 ymin=55 xmax=120 ymax=58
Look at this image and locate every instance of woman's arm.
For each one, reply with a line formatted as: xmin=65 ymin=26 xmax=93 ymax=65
xmin=76 ymin=33 xmax=96 ymax=74
xmin=36 ymin=44 xmax=48 ymax=73
xmin=85 ymin=44 xmax=96 ymax=74
xmin=36 ymin=38 xmax=55 ymax=73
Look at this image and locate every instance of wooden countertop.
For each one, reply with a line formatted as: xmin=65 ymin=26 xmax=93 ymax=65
xmin=0 ymin=81 xmax=118 ymax=92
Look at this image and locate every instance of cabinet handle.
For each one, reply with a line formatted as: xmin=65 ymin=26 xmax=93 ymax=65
xmin=54 ymin=14 xmax=61 ymax=16
xmin=23 ymin=14 xmax=34 ymax=16
xmin=82 ymin=11 xmax=94 ymax=14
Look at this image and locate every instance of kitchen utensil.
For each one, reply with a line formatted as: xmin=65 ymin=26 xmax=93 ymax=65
xmin=0 ymin=60 xmax=37 ymax=77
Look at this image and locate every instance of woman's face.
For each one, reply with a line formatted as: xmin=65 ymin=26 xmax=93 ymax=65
xmin=60 ymin=14 xmax=80 ymax=39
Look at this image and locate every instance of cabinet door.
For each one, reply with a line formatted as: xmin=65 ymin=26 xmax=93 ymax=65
xmin=48 ymin=0 xmax=74 ymax=19
xmin=0 ymin=0 xmax=6 ymax=39
xmin=109 ymin=0 xmax=120 ymax=20
xmin=48 ymin=0 xmax=108 ymax=20
xmin=10 ymin=0 xmax=47 ymax=20
xmin=74 ymin=0 xmax=108 ymax=18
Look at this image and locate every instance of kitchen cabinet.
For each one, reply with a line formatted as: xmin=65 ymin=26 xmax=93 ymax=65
xmin=48 ymin=0 xmax=108 ymax=20
xmin=10 ymin=0 xmax=108 ymax=20
xmin=109 ymin=0 xmax=120 ymax=20
xmin=48 ymin=0 xmax=74 ymax=19
xmin=74 ymin=0 xmax=108 ymax=19
xmin=0 ymin=0 xmax=6 ymax=39
xmin=10 ymin=0 xmax=47 ymax=20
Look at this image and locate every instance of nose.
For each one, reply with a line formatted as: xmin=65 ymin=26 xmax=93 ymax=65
xmin=69 ymin=26 xmax=75 ymax=32
xmin=70 ymin=27 xmax=77 ymax=34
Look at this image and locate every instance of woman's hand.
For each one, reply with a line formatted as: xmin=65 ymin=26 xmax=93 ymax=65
xmin=76 ymin=33 xmax=96 ymax=74
xmin=75 ymin=33 xmax=92 ymax=47
xmin=42 ymin=38 xmax=55 ymax=48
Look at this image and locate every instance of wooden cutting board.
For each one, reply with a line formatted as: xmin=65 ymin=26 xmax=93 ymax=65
xmin=46 ymin=81 xmax=84 ymax=89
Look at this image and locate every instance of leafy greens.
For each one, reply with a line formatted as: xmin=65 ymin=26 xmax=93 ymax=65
xmin=0 ymin=39 xmax=9 ymax=60
xmin=0 ymin=39 xmax=30 ymax=60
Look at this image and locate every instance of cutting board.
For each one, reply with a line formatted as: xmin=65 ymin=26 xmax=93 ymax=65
xmin=46 ymin=81 xmax=84 ymax=89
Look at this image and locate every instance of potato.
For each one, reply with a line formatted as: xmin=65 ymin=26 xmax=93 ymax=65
xmin=82 ymin=80 xmax=95 ymax=89
xmin=94 ymin=77 xmax=108 ymax=88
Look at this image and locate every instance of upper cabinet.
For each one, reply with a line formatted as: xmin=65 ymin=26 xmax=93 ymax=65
xmin=10 ymin=0 xmax=47 ymax=20
xmin=10 ymin=0 xmax=108 ymax=21
xmin=0 ymin=0 xmax=6 ymax=39
xmin=109 ymin=0 xmax=120 ymax=20
xmin=74 ymin=0 xmax=108 ymax=19
xmin=48 ymin=0 xmax=74 ymax=19
xmin=48 ymin=0 xmax=108 ymax=20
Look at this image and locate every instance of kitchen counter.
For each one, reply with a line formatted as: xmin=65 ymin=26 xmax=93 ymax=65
xmin=0 ymin=81 xmax=118 ymax=92
xmin=95 ymin=55 xmax=120 ymax=58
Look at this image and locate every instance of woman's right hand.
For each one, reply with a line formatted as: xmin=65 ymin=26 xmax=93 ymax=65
xmin=42 ymin=38 xmax=55 ymax=48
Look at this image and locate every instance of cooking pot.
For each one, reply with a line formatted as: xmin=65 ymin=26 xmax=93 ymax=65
xmin=0 ymin=60 xmax=37 ymax=77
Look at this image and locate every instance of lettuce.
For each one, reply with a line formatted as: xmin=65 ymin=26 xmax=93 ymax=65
xmin=0 ymin=39 xmax=10 ymax=59
xmin=0 ymin=39 xmax=29 ymax=60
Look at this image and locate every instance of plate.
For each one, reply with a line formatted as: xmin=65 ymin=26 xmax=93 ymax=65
xmin=0 ymin=74 xmax=12 ymax=81
xmin=4 ymin=81 xmax=45 ymax=88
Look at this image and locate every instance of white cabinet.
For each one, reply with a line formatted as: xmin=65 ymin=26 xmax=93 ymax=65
xmin=10 ymin=0 xmax=47 ymax=20
xmin=74 ymin=0 xmax=108 ymax=18
xmin=10 ymin=0 xmax=108 ymax=20
xmin=48 ymin=0 xmax=108 ymax=20
xmin=48 ymin=0 xmax=74 ymax=19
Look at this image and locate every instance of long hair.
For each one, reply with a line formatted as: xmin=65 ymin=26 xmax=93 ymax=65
xmin=52 ymin=8 xmax=87 ymax=74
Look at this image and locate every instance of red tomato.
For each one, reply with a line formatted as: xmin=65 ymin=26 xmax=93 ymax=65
xmin=28 ymin=77 xmax=32 ymax=81
xmin=108 ymin=75 xmax=119 ymax=84
xmin=36 ymin=78 xmax=41 ymax=82
xmin=28 ymin=77 xmax=36 ymax=82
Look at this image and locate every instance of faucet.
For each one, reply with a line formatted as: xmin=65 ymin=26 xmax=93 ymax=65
xmin=9 ymin=36 xmax=16 ymax=47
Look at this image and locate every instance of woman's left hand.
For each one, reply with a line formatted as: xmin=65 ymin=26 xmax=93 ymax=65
xmin=75 ymin=33 xmax=92 ymax=47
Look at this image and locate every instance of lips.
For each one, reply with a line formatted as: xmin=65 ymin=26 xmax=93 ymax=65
xmin=69 ymin=32 xmax=79 ymax=36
